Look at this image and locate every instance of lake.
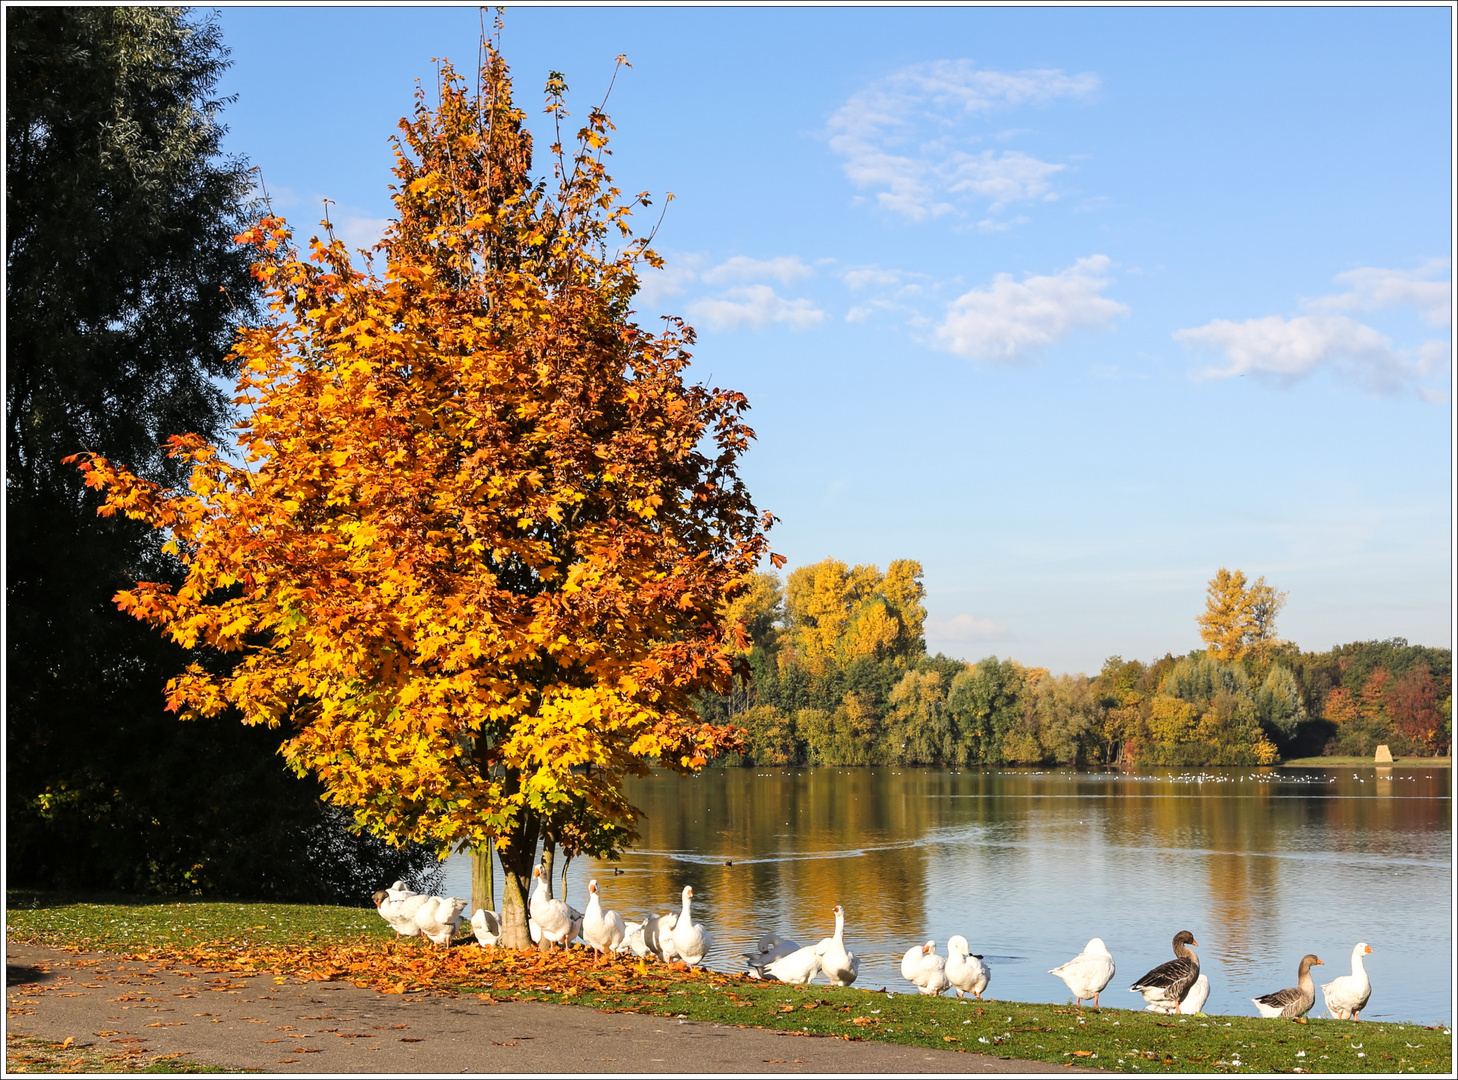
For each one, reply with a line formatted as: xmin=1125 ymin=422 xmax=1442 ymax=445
xmin=439 ymin=765 xmax=1452 ymax=1024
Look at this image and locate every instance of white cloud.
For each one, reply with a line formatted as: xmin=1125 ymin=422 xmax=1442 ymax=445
xmin=1175 ymin=314 xmax=1424 ymax=394
xmin=1176 ymin=261 xmax=1452 ymax=396
xmin=935 ymin=255 xmax=1129 ymax=364
xmin=338 ymin=216 xmax=390 ymax=253
xmin=633 ymin=258 xmax=702 ymax=308
xmin=842 ymin=266 xmax=906 ymax=291
xmin=686 ymin=285 xmax=825 ymax=331
xmin=827 ymin=59 xmax=1098 ymax=222
xmin=700 ymin=255 xmax=813 ymax=287
xmin=1307 ymin=258 xmax=1451 ymax=327
xmin=925 ymin=613 xmax=1011 ymax=643
xmin=944 ymin=150 xmax=1064 ymax=210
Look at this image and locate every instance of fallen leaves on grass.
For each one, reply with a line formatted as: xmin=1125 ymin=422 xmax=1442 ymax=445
xmin=68 ymin=937 xmax=735 ymax=1001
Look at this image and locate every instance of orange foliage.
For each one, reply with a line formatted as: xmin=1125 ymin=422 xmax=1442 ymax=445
xmin=68 ymin=34 xmax=771 ymax=939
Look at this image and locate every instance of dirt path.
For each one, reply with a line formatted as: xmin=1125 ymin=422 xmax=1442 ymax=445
xmin=6 ymin=942 xmax=1097 ymax=1074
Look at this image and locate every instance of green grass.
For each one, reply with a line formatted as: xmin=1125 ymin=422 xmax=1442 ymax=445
xmin=6 ymin=892 xmax=1452 ymax=1073
xmin=4 ymin=890 xmax=394 ymax=951
xmin=1280 ymin=757 xmax=1450 ymax=768
xmin=474 ymin=972 xmax=1451 ymax=1074
xmin=5 ymin=1033 xmax=236 ymax=1073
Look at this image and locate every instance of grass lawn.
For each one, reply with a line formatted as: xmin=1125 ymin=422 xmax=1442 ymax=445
xmin=6 ymin=892 xmax=1452 ymax=1074
xmin=1279 ymin=757 xmax=1451 ymax=768
xmin=4 ymin=1033 xmax=232 ymax=1074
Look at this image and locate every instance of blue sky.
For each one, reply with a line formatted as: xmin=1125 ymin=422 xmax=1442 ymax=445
xmin=212 ymin=5 xmax=1453 ymax=674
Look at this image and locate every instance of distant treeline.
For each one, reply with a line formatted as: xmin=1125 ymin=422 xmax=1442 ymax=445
xmin=698 ymin=560 xmax=1452 ymax=767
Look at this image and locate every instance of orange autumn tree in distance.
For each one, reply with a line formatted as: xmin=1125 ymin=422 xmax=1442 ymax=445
xmin=70 ymin=42 xmax=776 ymax=948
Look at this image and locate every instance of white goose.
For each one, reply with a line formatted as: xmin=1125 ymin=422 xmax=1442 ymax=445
xmin=757 ymin=943 xmax=821 ymax=984
xmin=946 ymin=935 xmax=991 ymax=1000
xmin=527 ymin=865 xmax=583 ymax=949
xmin=372 ymin=884 xmax=430 ymax=938
xmin=469 ymin=908 xmax=501 ymax=947
xmin=744 ymin=932 xmax=802 ymax=975
xmin=903 ymin=940 xmax=949 ymax=996
xmin=582 ymin=880 xmax=627 ymax=964
xmin=642 ymin=913 xmax=679 ymax=963
xmin=1049 ymin=937 xmax=1116 ymax=1008
xmin=815 ymin=906 xmax=860 ymax=986
xmin=615 ymin=918 xmax=650 ymax=957
xmin=413 ymin=896 xmax=468 ymax=946
xmin=1321 ymin=943 xmax=1373 ymax=1020
xmin=669 ymin=886 xmax=713 ymax=968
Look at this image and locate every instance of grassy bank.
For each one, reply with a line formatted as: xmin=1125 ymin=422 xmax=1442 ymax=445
xmin=5 ymin=1033 xmax=230 ymax=1074
xmin=6 ymin=893 xmax=1451 ymax=1074
xmin=1280 ymin=757 xmax=1451 ymax=768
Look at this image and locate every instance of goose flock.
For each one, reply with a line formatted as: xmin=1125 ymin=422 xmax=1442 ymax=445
xmin=374 ymin=877 xmax=1375 ymax=1019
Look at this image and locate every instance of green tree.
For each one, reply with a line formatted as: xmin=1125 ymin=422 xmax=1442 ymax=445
xmin=946 ymin=656 xmax=1026 ymax=763
xmin=5 ymin=8 xmax=438 ymax=899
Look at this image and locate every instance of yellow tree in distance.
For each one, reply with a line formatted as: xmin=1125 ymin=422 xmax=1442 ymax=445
xmin=69 ymin=34 xmax=778 ymax=947
xmin=1196 ymin=568 xmax=1287 ymax=662
xmin=784 ymin=558 xmax=926 ymax=669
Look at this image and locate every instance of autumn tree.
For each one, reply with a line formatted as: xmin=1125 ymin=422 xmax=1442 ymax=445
xmin=71 ymin=40 xmax=772 ymax=945
xmin=1391 ymin=667 xmax=1445 ymax=753
xmin=1196 ymin=568 xmax=1287 ymax=662
xmin=784 ymin=558 xmax=926 ymax=667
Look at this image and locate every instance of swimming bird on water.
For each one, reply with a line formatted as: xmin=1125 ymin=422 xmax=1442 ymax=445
xmin=1130 ymin=931 xmax=1200 ymax=1013
xmin=1253 ymin=954 xmax=1323 ymax=1019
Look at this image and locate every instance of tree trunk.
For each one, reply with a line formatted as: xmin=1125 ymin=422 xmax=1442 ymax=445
xmin=496 ymin=789 xmax=540 ymax=950
xmin=470 ymin=844 xmax=493 ymax=917
xmin=559 ymin=851 xmax=572 ymax=905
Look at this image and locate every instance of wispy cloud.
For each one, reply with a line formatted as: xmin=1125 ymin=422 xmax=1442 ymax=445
xmin=935 ymin=255 xmax=1128 ymax=364
xmin=338 ymin=215 xmax=390 ymax=253
xmin=1175 ymin=261 xmax=1452 ymax=397
xmin=925 ymin=613 xmax=1012 ymax=643
xmin=826 ymin=59 xmax=1098 ymax=223
xmin=633 ymin=255 xmax=704 ymax=308
xmin=700 ymin=255 xmax=814 ymax=287
xmin=1306 ymin=258 xmax=1451 ymax=327
xmin=648 ymin=254 xmax=828 ymax=332
xmin=687 ymin=285 xmax=825 ymax=331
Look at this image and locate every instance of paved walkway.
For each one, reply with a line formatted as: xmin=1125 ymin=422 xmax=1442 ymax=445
xmin=6 ymin=943 xmax=1096 ymax=1074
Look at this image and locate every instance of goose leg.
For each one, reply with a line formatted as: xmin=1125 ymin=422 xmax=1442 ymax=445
xmin=1092 ymin=993 xmax=1100 ymax=1009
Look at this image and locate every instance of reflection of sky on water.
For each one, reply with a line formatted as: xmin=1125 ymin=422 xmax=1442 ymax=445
xmin=440 ymin=767 xmax=1451 ymax=1023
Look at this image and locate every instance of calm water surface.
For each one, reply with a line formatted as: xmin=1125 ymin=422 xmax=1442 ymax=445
xmin=441 ymin=766 xmax=1452 ymax=1023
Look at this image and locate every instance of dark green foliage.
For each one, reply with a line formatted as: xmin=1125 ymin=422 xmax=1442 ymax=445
xmin=5 ymin=7 xmax=438 ymax=901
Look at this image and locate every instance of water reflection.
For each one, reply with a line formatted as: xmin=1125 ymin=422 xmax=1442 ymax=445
xmin=441 ymin=766 xmax=1451 ymax=1022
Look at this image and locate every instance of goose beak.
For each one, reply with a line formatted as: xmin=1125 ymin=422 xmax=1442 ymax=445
xmin=1364 ymin=946 xmax=1373 ymax=954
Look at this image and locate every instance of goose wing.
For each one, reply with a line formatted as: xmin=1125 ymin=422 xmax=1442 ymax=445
xmin=1131 ymin=955 xmax=1198 ymax=992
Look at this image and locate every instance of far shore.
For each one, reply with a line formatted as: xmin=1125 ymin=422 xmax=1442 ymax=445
xmin=1279 ymin=755 xmax=1451 ymax=767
